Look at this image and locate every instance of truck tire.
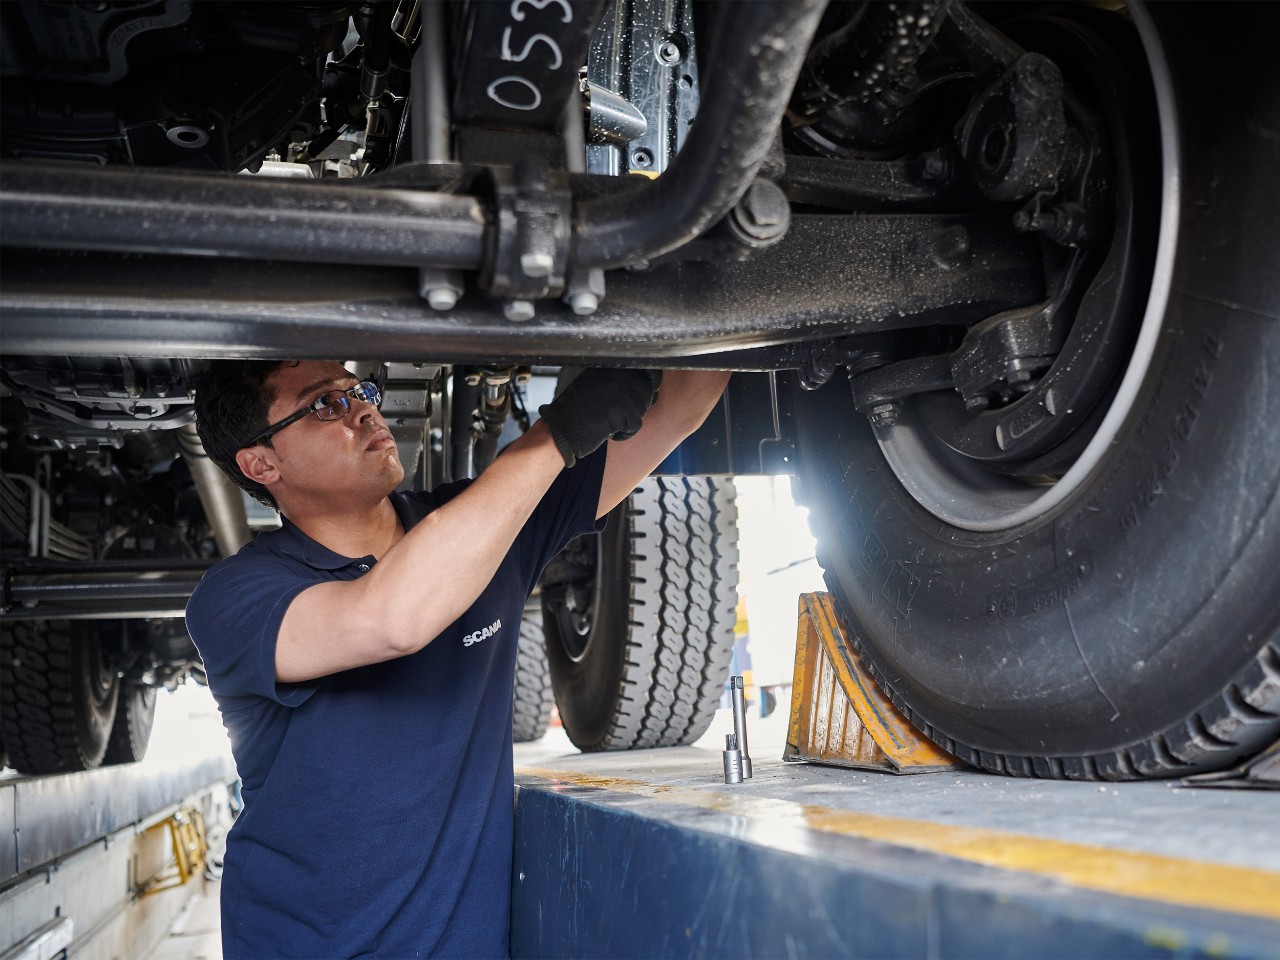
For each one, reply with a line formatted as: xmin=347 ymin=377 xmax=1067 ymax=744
xmin=541 ymin=477 xmax=738 ymax=751
xmin=793 ymin=3 xmax=1280 ymax=780
xmin=512 ymin=603 xmax=554 ymax=743
xmin=103 ymin=681 xmax=157 ymax=766
xmin=0 ymin=620 xmax=120 ymax=775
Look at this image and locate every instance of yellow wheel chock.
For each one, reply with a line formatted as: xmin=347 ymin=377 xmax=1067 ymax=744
xmin=785 ymin=592 xmax=962 ymax=775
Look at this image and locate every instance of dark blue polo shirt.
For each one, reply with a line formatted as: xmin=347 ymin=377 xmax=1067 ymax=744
xmin=186 ymin=449 xmax=606 ymax=959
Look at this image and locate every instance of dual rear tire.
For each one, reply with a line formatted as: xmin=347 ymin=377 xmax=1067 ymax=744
xmin=0 ymin=619 xmax=156 ymax=775
xmin=515 ymin=476 xmax=739 ymax=751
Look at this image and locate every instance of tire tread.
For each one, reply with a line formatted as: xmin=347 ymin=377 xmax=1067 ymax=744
xmin=833 ymin=583 xmax=1280 ymax=780
xmin=575 ymin=477 xmax=738 ymax=751
xmin=512 ymin=606 xmax=554 ymax=742
xmin=1 ymin=620 xmax=108 ymax=774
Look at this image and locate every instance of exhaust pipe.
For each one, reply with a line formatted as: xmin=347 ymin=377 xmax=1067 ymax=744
xmin=177 ymin=423 xmax=252 ymax=558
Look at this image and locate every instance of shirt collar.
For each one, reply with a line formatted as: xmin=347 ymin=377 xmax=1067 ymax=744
xmin=264 ymin=516 xmax=369 ymax=571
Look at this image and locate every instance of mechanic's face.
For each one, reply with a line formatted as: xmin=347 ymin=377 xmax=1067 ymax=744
xmin=250 ymin=361 xmax=403 ymax=512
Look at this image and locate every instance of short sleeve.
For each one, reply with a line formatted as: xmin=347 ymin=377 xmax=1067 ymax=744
xmin=185 ymin=556 xmax=319 ymax=711
xmin=516 ymin=445 xmax=609 ymax=588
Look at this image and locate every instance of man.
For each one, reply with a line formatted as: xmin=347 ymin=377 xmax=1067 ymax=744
xmin=186 ymin=359 xmax=729 ymax=958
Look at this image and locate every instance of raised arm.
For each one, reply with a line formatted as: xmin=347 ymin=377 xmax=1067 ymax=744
xmin=271 ymin=368 xmax=727 ymax=682
xmin=596 ymin=369 xmax=732 ymax=518
xmin=274 ymin=421 xmax=565 ymax=682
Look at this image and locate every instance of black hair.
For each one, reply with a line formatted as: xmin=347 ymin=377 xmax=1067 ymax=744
xmin=193 ymin=360 xmax=294 ymax=509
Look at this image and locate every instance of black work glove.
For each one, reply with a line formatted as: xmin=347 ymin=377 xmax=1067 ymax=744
xmin=538 ymin=368 xmax=662 ymax=467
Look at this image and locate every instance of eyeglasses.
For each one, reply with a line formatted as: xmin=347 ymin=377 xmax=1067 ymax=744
xmin=242 ymin=380 xmax=382 ymax=448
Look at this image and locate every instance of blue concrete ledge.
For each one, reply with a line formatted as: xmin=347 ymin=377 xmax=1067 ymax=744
xmin=511 ymin=774 xmax=1280 ymax=960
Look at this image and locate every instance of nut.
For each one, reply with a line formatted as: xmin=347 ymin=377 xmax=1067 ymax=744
xmin=426 ymin=287 xmax=458 ymax=311
xmin=655 ymin=37 xmax=684 ymax=65
xmin=519 ymin=252 xmax=554 ymax=278
xmin=869 ymin=402 xmax=900 ymax=428
xmin=730 ymin=179 xmax=791 ymax=245
xmin=503 ymin=300 xmax=535 ymax=322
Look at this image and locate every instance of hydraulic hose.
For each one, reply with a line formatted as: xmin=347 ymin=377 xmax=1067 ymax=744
xmin=572 ymin=0 xmax=827 ymax=269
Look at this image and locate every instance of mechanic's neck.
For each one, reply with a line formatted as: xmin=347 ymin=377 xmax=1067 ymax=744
xmin=279 ymin=494 xmax=404 ymax=561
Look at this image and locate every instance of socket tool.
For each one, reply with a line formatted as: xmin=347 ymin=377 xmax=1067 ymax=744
xmin=723 ymin=734 xmax=744 ymax=784
xmin=730 ymin=675 xmax=753 ymax=779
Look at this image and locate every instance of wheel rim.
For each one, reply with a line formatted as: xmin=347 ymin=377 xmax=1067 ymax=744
xmin=546 ymin=533 xmax=604 ymax=663
xmin=84 ymin=630 xmax=118 ymax=711
xmin=875 ymin=1 xmax=1179 ymax=532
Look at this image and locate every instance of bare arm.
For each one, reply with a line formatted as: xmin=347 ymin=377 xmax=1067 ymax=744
xmin=275 ymin=421 xmax=565 ymax=682
xmin=597 ymin=370 xmax=732 ymax=518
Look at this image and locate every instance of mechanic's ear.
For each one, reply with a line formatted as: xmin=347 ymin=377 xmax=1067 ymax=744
xmin=235 ymin=446 xmax=280 ymax=489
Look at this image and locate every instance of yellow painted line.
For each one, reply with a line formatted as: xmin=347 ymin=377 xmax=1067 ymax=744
xmin=516 ymin=766 xmax=1280 ymax=923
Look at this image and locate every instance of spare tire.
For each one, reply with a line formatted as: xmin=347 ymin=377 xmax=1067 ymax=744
xmin=793 ymin=2 xmax=1280 ymax=779
xmin=541 ymin=476 xmax=738 ymax=751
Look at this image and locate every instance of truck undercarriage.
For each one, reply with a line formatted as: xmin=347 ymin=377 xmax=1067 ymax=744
xmin=1 ymin=0 xmax=1277 ymax=780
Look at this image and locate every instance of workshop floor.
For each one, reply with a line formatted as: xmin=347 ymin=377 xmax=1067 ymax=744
xmin=144 ymin=874 xmax=222 ymax=960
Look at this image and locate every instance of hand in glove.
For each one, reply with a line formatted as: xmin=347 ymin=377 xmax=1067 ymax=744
xmin=538 ymin=368 xmax=662 ymax=467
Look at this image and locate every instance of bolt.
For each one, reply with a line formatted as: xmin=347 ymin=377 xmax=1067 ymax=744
xmin=504 ymin=299 xmax=535 ymax=322
xmin=920 ymin=151 xmax=948 ymax=181
xmin=740 ymin=180 xmax=788 ymax=229
xmin=656 ymin=38 xmax=683 ymax=65
xmin=731 ymin=179 xmax=791 ymax=244
xmin=869 ymin=402 xmax=900 ymax=429
xmin=1017 ymin=53 xmax=1062 ymax=101
xmin=520 ymin=252 xmax=554 ymax=278
xmin=1007 ymin=367 xmax=1033 ymax=384
xmin=1045 ymin=202 xmax=1091 ymax=247
xmin=426 ymin=287 xmax=458 ymax=311
xmin=568 ymin=291 xmax=600 ymax=316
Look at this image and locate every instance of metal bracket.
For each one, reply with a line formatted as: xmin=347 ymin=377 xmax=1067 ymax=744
xmin=849 ymin=355 xmax=956 ymax=429
xmin=480 ymin=160 xmax=573 ymax=302
xmin=949 ymin=250 xmax=1090 ymax=409
xmin=957 ymin=52 xmax=1072 ymax=203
